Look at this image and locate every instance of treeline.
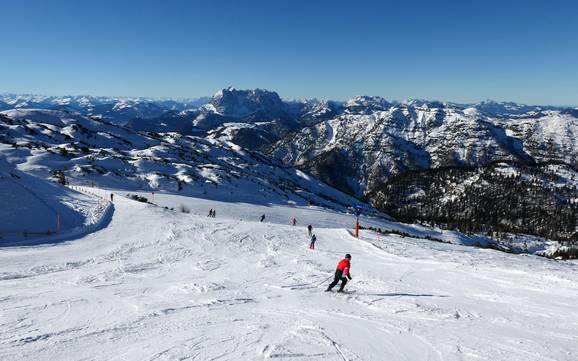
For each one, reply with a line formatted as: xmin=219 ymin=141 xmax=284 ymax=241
xmin=370 ymin=162 xmax=578 ymax=243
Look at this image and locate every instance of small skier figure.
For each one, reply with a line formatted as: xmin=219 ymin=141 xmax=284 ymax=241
xmin=326 ymin=254 xmax=352 ymax=292
xmin=260 ymin=214 xmax=266 ymax=222
xmin=307 ymin=224 xmax=313 ymax=236
xmin=292 ymin=217 xmax=297 ymax=226
xmin=110 ymin=193 xmax=114 ymax=202
xmin=309 ymin=234 xmax=317 ymax=249
xmin=212 ymin=209 xmax=216 ymax=218
xmin=208 ymin=209 xmax=213 ymax=217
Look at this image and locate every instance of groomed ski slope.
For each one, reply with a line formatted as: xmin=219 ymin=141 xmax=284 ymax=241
xmin=1 ymin=192 xmax=578 ymax=361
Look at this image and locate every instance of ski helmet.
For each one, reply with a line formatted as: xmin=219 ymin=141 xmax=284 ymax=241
xmin=345 ymin=253 xmax=351 ymax=259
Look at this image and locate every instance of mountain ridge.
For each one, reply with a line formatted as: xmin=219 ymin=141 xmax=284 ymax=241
xmin=3 ymin=88 xmax=577 ymax=200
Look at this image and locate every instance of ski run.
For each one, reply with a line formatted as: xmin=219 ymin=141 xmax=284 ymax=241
xmin=1 ymin=190 xmax=578 ymax=361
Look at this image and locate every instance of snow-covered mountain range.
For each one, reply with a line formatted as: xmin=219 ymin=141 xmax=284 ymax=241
xmin=2 ymin=88 xmax=576 ymax=243
xmin=267 ymin=97 xmax=578 ymax=197
xmin=0 ymin=108 xmax=363 ymax=214
xmin=0 ymin=94 xmax=210 ymax=125
xmin=2 ymin=88 xmax=577 ymax=199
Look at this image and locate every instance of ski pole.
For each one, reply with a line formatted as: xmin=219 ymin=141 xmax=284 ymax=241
xmin=316 ymin=275 xmax=333 ymax=287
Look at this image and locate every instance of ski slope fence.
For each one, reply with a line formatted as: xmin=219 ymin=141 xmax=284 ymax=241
xmin=0 ymin=184 xmax=114 ymax=245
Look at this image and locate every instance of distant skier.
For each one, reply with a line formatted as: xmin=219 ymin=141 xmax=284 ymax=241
xmin=325 ymin=254 xmax=352 ymax=292
xmin=292 ymin=217 xmax=297 ymax=226
xmin=212 ymin=209 xmax=216 ymax=218
xmin=309 ymin=234 xmax=317 ymax=249
xmin=260 ymin=214 xmax=266 ymax=222
xmin=208 ymin=209 xmax=213 ymax=217
xmin=307 ymin=224 xmax=313 ymax=236
xmin=110 ymin=193 xmax=114 ymax=202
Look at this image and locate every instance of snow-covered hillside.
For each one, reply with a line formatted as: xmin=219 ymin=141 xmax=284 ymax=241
xmin=370 ymin=161 xmax=578 ymax=249
xmin=1 ymin=191 xmax=577 ymax=360
xmin=0 ymin=156 xmax=110 ymax=243
xmin=0 ymin=109 xmax=362 ymax=212
xmin=268 ymin=102 xmax=578 ymax=197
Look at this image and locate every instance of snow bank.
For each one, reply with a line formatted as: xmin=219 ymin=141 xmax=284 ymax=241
xmin=0 ymin=157 xmax=113 ymax=245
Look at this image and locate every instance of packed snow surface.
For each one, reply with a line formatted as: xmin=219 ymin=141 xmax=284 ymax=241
xmin=1 ymin=192 xmax=577 ymax=360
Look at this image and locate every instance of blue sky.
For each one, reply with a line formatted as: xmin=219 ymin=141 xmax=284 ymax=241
xmin=2 ymin=0 xmax=577 ymax=105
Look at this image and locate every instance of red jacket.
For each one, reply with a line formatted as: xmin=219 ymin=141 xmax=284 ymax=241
xmin=336 ymin=258 xmax=351 ymax=277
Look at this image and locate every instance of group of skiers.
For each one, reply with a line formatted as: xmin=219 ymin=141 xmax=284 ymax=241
xmin=208 ymin=210 xmax=353 ymax=292
xmin=305 ymin=223 xmax=352 ymax=292
xmin=307 ymin=224 xmax=316 ymax=249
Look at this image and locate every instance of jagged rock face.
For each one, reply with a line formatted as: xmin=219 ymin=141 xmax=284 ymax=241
xmin=287 ymin=99 xmax=344 ymax=126
xmin=344 ymin=96 xmax=391 ymax=115
xmin=192 ymin=87 xmax=298 ymax=142
xmin=210 ymin=87 xmax=288 ymax=119
xmin=193 ymin=88 xmax=295 ymax=138
xmin=268 ymin=103 xmax=578 ymax=198
xmin=494 ymin=111 xmax=578 ymax=165
xmin=200 ymin=88 xmax=322 ymax=149
xmin=121 ymin=88 xmax=312 ymax=145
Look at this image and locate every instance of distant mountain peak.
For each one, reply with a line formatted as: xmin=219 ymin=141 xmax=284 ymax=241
xmin=471 ymin=99 xmax=559 ymax=117
xmin=209 ymin=87 xmax=285 ymax=118
xmin=345 ymin=95 xmax=391 ymax=114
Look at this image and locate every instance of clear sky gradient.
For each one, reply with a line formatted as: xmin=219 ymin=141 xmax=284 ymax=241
xmin=2 ymin=0 xmax=577 ymax=105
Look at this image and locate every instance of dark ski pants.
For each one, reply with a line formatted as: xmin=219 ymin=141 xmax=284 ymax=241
xmin=309 ymin=242 xmax=315 ymax=249
xmin=326 ymin=270 xmax=347 ymax=291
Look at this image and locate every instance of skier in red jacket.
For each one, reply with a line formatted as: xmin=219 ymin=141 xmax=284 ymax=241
xmin=325 ymin=254 xmax=352 ymax=292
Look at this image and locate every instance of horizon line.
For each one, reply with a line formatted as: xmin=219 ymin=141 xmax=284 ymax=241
xmin=1 ymin=90 xmax=576 ymax=109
